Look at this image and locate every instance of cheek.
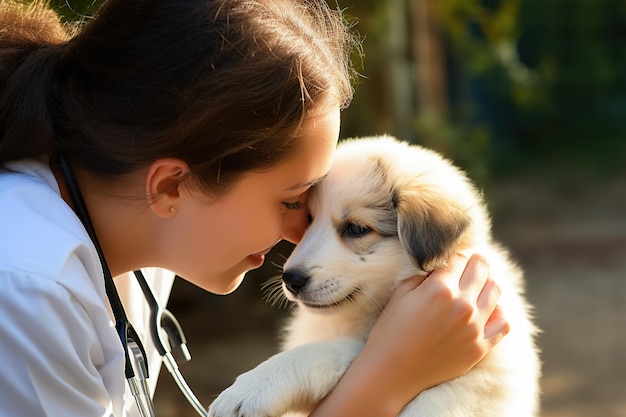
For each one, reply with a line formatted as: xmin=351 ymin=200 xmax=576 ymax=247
xmin=192 ymin=200 xmax=281 ymax=259
xmin=168 ymin=202 xmax=240 ymax=269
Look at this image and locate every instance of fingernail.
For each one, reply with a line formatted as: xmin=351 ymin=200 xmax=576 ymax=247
xmin=471 ymin=253 xmax=489 ymax=267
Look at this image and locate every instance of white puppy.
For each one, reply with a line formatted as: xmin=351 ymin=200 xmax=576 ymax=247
xmin=208 ymin=136 xmax=541 ymax=417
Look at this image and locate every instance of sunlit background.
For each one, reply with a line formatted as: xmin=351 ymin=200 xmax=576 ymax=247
xmin=49 ymin=1 xmax=626 ymax=416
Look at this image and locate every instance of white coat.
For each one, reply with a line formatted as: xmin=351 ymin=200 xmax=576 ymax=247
xmin=0 ymin=158 xmax=175 ymax=416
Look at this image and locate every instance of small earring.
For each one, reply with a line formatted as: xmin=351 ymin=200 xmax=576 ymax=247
xmin=169 ymin=206 xmax=175 ymax=213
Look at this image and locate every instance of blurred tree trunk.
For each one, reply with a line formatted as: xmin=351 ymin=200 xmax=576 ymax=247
xmin=410 ymin=0 xmax=448 ymax=119
xmin=380 ymin=0 xmax=450 ymax=143
xmin=384 ymin=0 xmax=414 ymax=141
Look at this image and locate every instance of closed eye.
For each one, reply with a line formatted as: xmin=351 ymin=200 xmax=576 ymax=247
xmin=283 ymin=201 xmax=304 ymax=210
xmin=343 ymin=223 xmax=370 ymax=238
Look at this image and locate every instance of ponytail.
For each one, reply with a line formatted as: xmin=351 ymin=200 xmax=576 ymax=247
xmin=0 ymin=0 xmax=70 ymax=165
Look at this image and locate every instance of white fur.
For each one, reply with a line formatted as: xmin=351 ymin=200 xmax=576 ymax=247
xmin=208 ymin=136 xmax=541 ymax=417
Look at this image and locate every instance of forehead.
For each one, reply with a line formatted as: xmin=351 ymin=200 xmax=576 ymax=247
xmin=275 ymin=108 xmax=340 ymax=190
xmin=310 ymin=151 xmax=398 ymax=234
xmin=317 ymin=145 xmax=388 ymax=198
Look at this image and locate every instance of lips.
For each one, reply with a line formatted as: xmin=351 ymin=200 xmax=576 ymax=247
xmin=251 ymin=247 xmax=273 ymax=257
xmin=247 ymin=245 xmax=275 ymax=268
xmin=250 ymin=239 xmax=281 ymax=258
xmin=247 ymin=254 xmax=265 ymax=267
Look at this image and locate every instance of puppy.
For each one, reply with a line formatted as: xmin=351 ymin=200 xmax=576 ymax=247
xmin=208 ymin=136 xmax=541 ymax=417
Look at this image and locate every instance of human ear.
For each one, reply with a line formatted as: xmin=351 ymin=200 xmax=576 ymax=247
xmin=145 ymin=158 xmax=189 ymax=218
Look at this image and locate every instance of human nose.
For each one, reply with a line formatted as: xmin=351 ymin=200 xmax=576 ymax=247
xmin=281 ymin=206 xmax=310 ymax=244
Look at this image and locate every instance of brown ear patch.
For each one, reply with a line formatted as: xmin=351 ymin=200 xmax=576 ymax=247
xmin=395 ymin=189 xmax=471 ymax=272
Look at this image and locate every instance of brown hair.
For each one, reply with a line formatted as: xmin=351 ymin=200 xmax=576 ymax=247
xmin=0 ymin=0 xmax=357 ymax=195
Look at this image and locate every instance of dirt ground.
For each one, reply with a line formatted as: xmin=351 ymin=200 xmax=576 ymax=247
xmin=152 ymin=172 xmax=626 ymax=417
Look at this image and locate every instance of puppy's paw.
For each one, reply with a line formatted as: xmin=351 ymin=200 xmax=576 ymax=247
xmin=207 ymin=366 xmax=290 ymax=417
xmin=208 ymin=339 xmax=363 ymax=417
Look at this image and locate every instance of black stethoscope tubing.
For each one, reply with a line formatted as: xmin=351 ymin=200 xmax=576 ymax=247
xmin=57 ymin=153 xmax=208 ymax=417
xmin=58 ymin=153 xmax=146 ymax=381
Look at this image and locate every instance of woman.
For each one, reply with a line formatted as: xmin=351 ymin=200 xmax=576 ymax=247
xmin=0 ymin=0 xmax=508 ymax=416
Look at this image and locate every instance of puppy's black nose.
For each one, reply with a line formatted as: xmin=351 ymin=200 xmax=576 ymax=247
xmin=282 ymin=271 xmax=309 ymax=295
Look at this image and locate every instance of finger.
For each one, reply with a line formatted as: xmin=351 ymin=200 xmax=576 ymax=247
xmin=476 ymin=278 xmax=501 ymax=313
xmin=458 ymin=254 xmax=490 ymax=303
xmin=393 ymin=274 xmax=429 ymax=296
xmin=384 ymin=275 xmax=427 ymax=313
xmin=483 ymin=305 xmax=510 ymax=344
xmin=427 ymin=253 xmax=469 ymax=288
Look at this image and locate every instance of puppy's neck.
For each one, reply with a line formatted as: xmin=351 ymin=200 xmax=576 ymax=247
xmin=281 ymin=305 xmax=378 ymax=351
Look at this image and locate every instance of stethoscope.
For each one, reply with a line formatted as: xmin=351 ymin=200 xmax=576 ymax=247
xmin=58 ymin=153 xmax=208 ymax=417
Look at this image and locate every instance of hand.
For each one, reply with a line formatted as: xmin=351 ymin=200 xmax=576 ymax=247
xmin=371 ymin=253 xmax=508 ymax=401
xmin=310 ymin=253 xmax=509 ymax=416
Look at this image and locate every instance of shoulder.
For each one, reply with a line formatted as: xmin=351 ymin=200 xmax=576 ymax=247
xmin=0 ymin=159 xmax=105 ymax=300
xmin=0 ymin=161 xmax=128 ymax=415
xmin=0 ymin=267 xmax=127 ymax=416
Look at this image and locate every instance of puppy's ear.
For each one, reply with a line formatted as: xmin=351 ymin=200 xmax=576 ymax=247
xmin=394 ymin=189 xmax=471 ymax=272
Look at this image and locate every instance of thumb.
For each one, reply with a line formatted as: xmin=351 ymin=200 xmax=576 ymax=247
xmin=395 ymin=274 xmax=429 ymax=294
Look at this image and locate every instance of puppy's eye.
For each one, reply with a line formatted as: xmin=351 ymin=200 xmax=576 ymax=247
xmin=344 ymin=223 xmax=370 ymax=237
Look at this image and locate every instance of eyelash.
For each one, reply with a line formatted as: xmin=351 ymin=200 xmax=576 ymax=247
xmin=283 ymin=201 xmax=304 ymax=210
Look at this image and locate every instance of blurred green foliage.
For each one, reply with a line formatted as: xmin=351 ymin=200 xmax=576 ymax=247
xmin=49 ymin=0 xmax=626 ymax=179
xmin=339 ymin=0 xmax=626 ymax=179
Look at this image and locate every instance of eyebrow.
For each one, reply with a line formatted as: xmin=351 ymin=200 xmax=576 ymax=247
xmin=285 ymin=174 xmax=328 ymax=191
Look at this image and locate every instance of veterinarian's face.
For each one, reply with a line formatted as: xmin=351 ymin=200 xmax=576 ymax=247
xmin=178 ymin=107 xmax=340 ymax=294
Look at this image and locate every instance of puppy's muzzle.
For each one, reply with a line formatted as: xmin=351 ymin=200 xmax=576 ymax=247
xmin=282 ymin=270 xmax=309 ymax=296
